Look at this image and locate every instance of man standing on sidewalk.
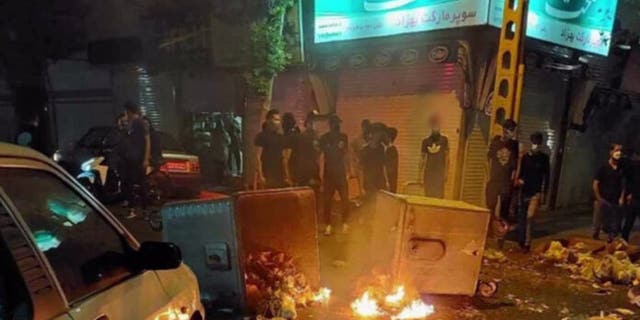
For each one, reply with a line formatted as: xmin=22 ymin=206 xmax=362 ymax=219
xmin=320 ymin=115 xmax=351 ymax=236
xmin=515 ymin=132 xmax=550 ymax=252
xmin=622 ymin=148 xmax=640 ymax=242
xmin=419 ymin=116 xmax=449 ymax=198
xmin=255 ymin=109 xmax=287 ymax=188
xmin=593 ymin=144 xmax=626 ymax=242
xmin=486 ymin=119 xmax=519 ymax=246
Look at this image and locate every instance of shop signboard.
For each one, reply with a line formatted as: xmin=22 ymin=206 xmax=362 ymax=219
xmin=489 ymin=0 xmax=618 ymax=56
xmin=314 ymin=0 xmax=491 ymax=43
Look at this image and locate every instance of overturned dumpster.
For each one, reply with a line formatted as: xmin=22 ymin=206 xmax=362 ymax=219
xmin=371 ymin=191 xmax=492 ymax=296
xmin=160 ymin=187 xmax=321 ymax=316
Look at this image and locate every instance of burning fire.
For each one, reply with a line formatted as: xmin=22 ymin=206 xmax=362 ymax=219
xmin=392 ymin=300 xmax=435 ymax=320
xmin=313 ymin=287 xmax=332 ymax=303
xmin=351 ymin=291 xmax=383 ymax=318
xmin=385 ymin=286 xmax=405 ymax=306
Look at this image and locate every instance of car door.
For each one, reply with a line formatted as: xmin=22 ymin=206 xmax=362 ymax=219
xmin=0 ymin=159 xmax=174 ymax=320
xmin=0 ymin=193 xmax=72 ymax=320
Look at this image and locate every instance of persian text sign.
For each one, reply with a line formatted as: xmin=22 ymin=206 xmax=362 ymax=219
xmin=314 ymin=0 xmax=490 ymax=43
xmin=489 ymin=0 xmax=618 ymax=56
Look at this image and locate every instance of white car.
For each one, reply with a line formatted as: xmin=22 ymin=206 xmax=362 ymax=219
xmin=0 ymin=142 xmax=204 ymax=320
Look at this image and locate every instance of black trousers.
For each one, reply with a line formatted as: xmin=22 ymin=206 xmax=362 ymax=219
xmin=622 ymin=204 xmax=640 ymax=241
xmin=323 ymin=176 xmax=350 ymax=225
xmin=123 ymin=161 xmax=147 ymax=210
xmin=486 ymin=181 xmax=512 ymax=222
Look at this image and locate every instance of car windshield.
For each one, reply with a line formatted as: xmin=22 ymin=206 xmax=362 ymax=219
xmin=158 ymin=132 xmax=184 ymax=152
xmin=78 ymin=127 xmax=114 ymax=148
xmin=0 ymin=168 xmax=135 ymax=302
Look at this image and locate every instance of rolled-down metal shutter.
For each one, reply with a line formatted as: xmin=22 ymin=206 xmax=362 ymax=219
xmin=336 ymin=63 xmax=464 ymax=199
xmin=519 ymin=70 xmax=567 ymax=203
xmin=460 ymin=124 xmax=487 ymax=206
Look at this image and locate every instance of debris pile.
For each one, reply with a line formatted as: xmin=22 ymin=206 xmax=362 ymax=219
xmin=245 ymin=251 xmax=330 ymax=319
xmin=542 ymin=240 xmax=640 ymax=285
xmin=483 ymin=248 xmax=508 ymax=263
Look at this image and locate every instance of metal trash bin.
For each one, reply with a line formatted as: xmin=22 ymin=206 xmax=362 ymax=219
xmin=371 ymin=191 xmax=490 ymax=296
xmin=235 ymin=187 xmax=320 ymax=288
xmin=161 ymin=187 xmax=320 ymax=312
xmin=161 ymin=196 xmax=246 ymax=310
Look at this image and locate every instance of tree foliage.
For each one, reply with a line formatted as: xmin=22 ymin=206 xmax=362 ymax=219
xmin=245 ymin=0 xmax=295 ymax=96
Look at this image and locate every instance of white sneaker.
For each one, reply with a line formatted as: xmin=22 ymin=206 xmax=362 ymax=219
xmin=342 ymin=223 xmax=349 ymax=234
xmin=324 ymin=225 xmax=332 ymax=236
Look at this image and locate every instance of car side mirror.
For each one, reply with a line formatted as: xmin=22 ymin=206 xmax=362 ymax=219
xmin=137 ymin=241 xmax=182 ymax=270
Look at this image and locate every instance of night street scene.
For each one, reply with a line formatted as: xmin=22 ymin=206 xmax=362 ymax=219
xmin=3 ymin=0 xmax=640 ymax=319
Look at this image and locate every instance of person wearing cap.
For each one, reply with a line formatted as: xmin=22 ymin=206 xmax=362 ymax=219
xmin=419 ymin=115 xmax=449 ymax=198
xmin=319 ymin=114 xmax=351 ymax=236
xmin=486 ymin=119 xmax=519 ymax=245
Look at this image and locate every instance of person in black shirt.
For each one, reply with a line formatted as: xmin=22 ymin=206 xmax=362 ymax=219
xmin=419 ymin=116 xmax=449 ymax=198
xmin=295 ymin=112 xmax=321 ymax=188
xmin=122 ymin=102 xmax=151 ymax=219
xmin=486 ymin=119 xmax=519 ymax=247
xmin=282 ymin=112 xmax=300 ymax=186
xmin=255 ymin=109 xmax=287 ymax=189
xmin=515 ymin=132 xmax=550 ymax=252
xmin=622 ymin=149 xmax=640 ymax=241
xmin=361 ymin=123 xmax=388 ymax=197
xmin=320 ymin=114 xmax=351 ymax=236
xmin=593 ymin=143 xmax=626 ymax=242
xmin=385 ymin=127 xmax=399 ymax=193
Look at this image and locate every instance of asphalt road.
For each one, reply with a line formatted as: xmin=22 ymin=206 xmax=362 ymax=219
xmin=112 ymin=203 xmax=640 ymax=320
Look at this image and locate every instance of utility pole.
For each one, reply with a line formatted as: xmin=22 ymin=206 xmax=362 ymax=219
xmin=490 ymin=0 xmax=529 ymax=135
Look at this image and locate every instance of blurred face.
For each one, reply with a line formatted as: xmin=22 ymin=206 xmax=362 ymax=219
xmin=503 ymin=128 xmax=517 ymax=140
xmin=269 ymin=114 xmax=282 ymax=132
xmin=611 ymin=145 xmax=623 ymax=160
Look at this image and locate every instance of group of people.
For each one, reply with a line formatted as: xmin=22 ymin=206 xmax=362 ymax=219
xmin=192 ymin=114 xmax=242 ymax=185
xmin=592 ymin=143 xmax=640 ymax=243
xmin=485 ymin=120 xmax=551 ymax=253
xmin=254 ymin=110 xmax=401 ymax=236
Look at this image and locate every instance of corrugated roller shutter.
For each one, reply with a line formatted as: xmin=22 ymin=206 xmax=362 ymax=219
xmin=336 ymin=63 xmax=464 ymax=199
xmin=519 ymin=70 xmax=567 ymax=202
xmin=460 ymin=125 xmax=487 ymax=207
xmin=338 ymin=93 xmax=462 ymax=199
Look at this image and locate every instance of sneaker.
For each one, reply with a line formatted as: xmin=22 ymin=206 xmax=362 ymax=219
xmin=324 ymin=225 xmax=332 ymax=236
xmin=342 ymin=223 xmax=349 ymax=234
xmin=125 ymin=210 xmax=137 ymax=220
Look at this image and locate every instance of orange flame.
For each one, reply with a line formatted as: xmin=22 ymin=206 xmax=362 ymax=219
xmin=392 ymin=299 xmax=435 ymax=320
xmin=351 ymin=291 xmax=383 ymax=318
xmin=385 ymin=286 xmax=406 ymax=306
xmin=313 ymin=287 xmax=332 ymax=303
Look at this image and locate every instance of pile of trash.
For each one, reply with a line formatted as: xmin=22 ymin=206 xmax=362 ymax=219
xmin=483 ymin=248 xmax=508 ymax=263
xmin=245 ymin=251 xmax=330 ymax=320
xmin=542 ymin=240 xmax=640 ymax=285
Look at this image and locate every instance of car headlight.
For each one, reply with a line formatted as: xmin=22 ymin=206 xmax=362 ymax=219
xmin=53 ymin=150 xmax=62 ymax=162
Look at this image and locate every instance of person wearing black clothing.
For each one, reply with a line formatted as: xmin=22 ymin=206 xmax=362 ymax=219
xmin=593 ymin=144 xmax=626 ymax=242
xmin=419 ymin=116 xmax=449 ymax=198
xmin=622 ymin=150 xmax=640 ymax=241
xmin=361 ymin=123 xmax=388 ymax=197
xmin=122 ymin=102 xmax=151 ymax=219
xmin=295 ymin=113 xmax=321 ymax=188
xmin=282 ymin=112 xmax=300 ymax=186
xmin=15 ymin=113 xmax=41 ymax=152
xmin=515 ymin=132 xmax=550 ymax=252
xmin=386 ymin=127 xmax=399 ymax=193
xmin=255 ymin=109 xmax=287 ymax=189
xmin=487 ymin=120 xmax=519 ymax=221
xmin=320 ymin=114 xmax=350 ymax=236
